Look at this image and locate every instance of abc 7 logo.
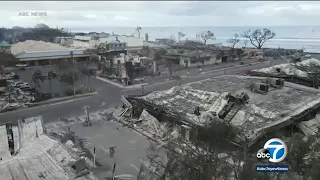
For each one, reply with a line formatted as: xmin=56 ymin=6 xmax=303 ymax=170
xmin=256 ymin=149 xmax=271 ymax=161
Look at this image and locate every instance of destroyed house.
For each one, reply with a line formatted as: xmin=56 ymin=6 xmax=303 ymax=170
xmin=126 ymin=75 xmax=320 ymax=147
xmin=250 ymin=58 xmax=320 ymax=88
xmin=0 ymin=116 xmax=97 ymax=180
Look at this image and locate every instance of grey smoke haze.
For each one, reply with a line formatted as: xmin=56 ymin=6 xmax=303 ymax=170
xmin=1 ymin=1 xmax=320 ymax=28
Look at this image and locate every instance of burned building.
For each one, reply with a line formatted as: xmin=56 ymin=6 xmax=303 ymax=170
xmin=0 ymin=116 xmax=97 ymax=180
xmin=126 ymin=75 xmax=320 ymax=147
xmin=162 ymin=42 xmax=231 ymax=68
xmin=250 ymin=58 xmax=320 ymax=88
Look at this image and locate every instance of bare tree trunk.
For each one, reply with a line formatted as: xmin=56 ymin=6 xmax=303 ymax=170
xmin=49 ymin=78 xmax=52 ymax=97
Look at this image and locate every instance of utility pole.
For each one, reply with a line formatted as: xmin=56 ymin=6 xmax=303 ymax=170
xmin=93 ymin=146 xmax=96 ymax=168
xmin=112 ymin=163 xmax=116 ymax=180
xmin=70 ymin=51 xmax=76 ymax=98
xmin=141 ymin=84 xmax=146 ymax=95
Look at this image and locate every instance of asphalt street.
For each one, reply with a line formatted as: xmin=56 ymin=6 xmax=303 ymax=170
xmin=0 ymin=59 xmax=285 ymax=125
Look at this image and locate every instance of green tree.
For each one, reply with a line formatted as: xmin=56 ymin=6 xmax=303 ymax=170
xmin=16 ymin=24 xmax=71 ymax=42
xmin=0 ymin=51 xmax=19 ymax=67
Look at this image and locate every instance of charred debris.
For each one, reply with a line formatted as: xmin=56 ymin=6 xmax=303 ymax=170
xmin=123 ymin=76 xmax=320 ymax=149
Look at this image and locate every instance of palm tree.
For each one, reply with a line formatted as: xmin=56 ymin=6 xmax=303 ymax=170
xmin=32 ymin=69 xmax=45 ymax=96
xmin=178 ymin=32 xmax=186 ymax=42
xmin=47 ymin=71 xmax=57 ymax=96
xmin=135 ymin=26 xmax=142 ymax=38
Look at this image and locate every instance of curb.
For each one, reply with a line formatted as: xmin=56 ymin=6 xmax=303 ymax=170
xmin=95 ymin=76 xmax=148 ymax=89
xmin=27 ymin=91 xmax=98 ymax=107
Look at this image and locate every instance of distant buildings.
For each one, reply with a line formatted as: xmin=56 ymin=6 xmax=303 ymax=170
xmin=162 ymin=42 xmax=232 ymax=67
xmin=0 ymin=41 xmax=11 ymax=53
xmin=72 ymin=35 xmax=167 ymax=52
xmin=54 ymin=37 xmax=73 ymax=47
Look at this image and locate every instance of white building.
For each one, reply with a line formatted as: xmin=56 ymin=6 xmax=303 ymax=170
xmin=72 ymin=35 xmax=167 ymax=51
xmin=11 ymin=40 xmax=89 ymax=66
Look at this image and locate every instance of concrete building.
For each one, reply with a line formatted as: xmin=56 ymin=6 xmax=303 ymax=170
xmin=72 ymin=36 xmax=101 ymax=48
xmin=126 ymin=75 xmax=320 ymax=147
xmin=163 ymin=50 xmax=225 ymax=68
xmin=54 ymin=37 xmax=74 ymax=47
xmin=11 ymin=40 xmax=89 ymax=66
xmin=72 ymin=35 xmax=167 ymax=52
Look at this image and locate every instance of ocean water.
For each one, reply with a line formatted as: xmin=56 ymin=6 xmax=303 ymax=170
xmin=70 ymin=26 xmax=320 ymax=53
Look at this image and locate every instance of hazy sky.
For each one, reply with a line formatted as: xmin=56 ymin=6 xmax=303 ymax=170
xmin=1 ymin=1 xmax=320 ymax=28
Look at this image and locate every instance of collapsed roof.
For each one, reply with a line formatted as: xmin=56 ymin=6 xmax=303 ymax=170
xmin=251 ymin=58 xmax=320 ymax=78
xmin=128 ymin=75 xmax=320 ymax=146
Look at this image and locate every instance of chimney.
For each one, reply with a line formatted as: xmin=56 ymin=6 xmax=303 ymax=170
xmin=145 ymin=33 xmax=149 ymax=42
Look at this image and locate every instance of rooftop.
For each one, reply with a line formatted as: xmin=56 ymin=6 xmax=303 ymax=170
xmin=11 ymin=40 xmax=88 ymax=59
xmin=11 ymin=40 xmax=72 ymax=55
xmin=130 ymin=75 xmax=320 ymax=144
xmin=0 ymin=116 xmax=98 ymax=180
xmin=0 ymin=41 xmax=11 ymax=47
xmin=73 ymin=35 xmax=167 ymax=49
xmin=251 ymin=58 xmax=320 ymax=78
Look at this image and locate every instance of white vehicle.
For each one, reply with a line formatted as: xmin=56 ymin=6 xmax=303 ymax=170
xmin=16 ymin=64 xmax=27 ymax=67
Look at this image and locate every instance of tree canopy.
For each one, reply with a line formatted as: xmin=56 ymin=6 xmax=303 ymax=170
xmin=227 ymin=33 xmax=240 ymax=49
xmin=198 ymin=30 xmax=215 ymax=44
xmin=242 ymin=28 xmax=276 ymax=49
xmin=0 ymin=24 xmax=71 ymax=43
xmin=0 ymin=51 xmax=19 ymax=67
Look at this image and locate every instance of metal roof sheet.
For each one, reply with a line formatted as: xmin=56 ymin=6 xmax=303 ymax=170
xmin=16 ymin=49 xmax=87 ymax=58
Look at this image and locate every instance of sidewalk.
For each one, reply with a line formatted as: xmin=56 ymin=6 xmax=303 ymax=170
xmin=95 ymin=76 xmax=148 ymax=89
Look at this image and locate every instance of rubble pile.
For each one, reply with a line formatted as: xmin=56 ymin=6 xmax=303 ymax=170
xmin=0 ymin=79 xmax=35 ymax=112
xmin=127 ymin=75 xmax=320 ymax=146
xmin=252 ymin=58 xmax=320 ymax=78
xmin=263 ymin=48 xmax=303 ymax=58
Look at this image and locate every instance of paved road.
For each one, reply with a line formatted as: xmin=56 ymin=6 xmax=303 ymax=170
xmin=0 ymin=59 xmax=285 ymax=124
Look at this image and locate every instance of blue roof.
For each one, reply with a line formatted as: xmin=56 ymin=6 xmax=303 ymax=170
xmin=0 ymin=41 xmax=11 ymax=47
xmin=15 ymin=49 xmax=88 ymax=58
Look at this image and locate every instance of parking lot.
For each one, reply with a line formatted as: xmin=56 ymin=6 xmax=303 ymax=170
xmin=0 ymin=64 xmax=94 ymax=113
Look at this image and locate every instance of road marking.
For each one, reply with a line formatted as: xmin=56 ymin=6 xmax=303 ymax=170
xmin=130 ymin=164 xmax=140 ymax=172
